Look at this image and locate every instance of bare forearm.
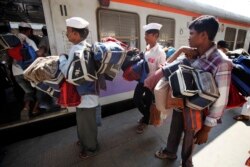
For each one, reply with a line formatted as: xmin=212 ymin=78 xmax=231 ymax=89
xmin=166 ymin=46 xmax=198 ymax=63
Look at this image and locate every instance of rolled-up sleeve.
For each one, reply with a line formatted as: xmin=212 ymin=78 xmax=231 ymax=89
xmin=204 ymin=61 xmax=232 ymax=127
xmin=59 ymin=55 xmax=69 ymax=77
xmin=59 ymin=46 xmax=76 ymax=77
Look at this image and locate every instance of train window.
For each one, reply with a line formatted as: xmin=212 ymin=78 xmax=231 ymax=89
xmin=147 ymin=15 xmax=175 ymax=47
xmin=235 ymin=29 xmax=247 ymax=49
xmin=224 ymin=27 xmax=236 ymax=50
xmin=97 ymin=9 xmax=140 ymax=48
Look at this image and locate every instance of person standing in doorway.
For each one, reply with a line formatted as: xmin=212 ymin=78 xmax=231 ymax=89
xmin=13 ymin=22 xmax=41 ymax=120
xmin=39 ymin=26 xmax=51 ymax=56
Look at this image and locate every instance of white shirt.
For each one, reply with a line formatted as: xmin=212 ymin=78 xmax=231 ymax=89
xmin=12 ymin=33 xmax=39 ymax=76
xmin=144 ymin=43 xmax=166 ymax=76
xmin=59 ymin=40 xmax=99 ymax=108
xmin=17 ymin=33 xmax=39 ymax=52
xmin=39 ymin=36 xmax=50 ymax=56
xmin=77 ymin=95 xmax=99 ymax=108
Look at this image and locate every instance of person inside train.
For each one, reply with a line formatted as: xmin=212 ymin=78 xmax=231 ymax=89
xmin=133 ymin=23 xmax=166 ymax=134
xmin=0 ymin=20 xmax=22 ymax=124
xmin=154 ymin=15 xmax=232 ymax=167
xmin=33 ymin=25 xmax=61 ymax=115
xmin=29 ymin=28 xmax=41 ymax=47
xmin=12 ymin=22 xmax=42 ymax=120
xmin=38 ymin=25 xmax=51 ymax=57
xmin=59 ymin=17 xmax=100 ymax=159
xmin=217 ymin=40 xmax=229 ymax=54
xmin=163 ymin=46 xmax=176 ymax=61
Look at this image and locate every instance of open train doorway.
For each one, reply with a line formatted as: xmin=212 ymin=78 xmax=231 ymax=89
xmin=248 ymin=42 xmax=250 ymax=54
xmin=0 ymin=0 xmax=63 ymax=128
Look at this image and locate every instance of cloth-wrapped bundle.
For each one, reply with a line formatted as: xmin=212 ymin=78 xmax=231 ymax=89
xmin=24 ymin=56 xmax=62 ymax=83
xmin=122 ymin=59 xmax=148 ymax=83
xmin=93 ymin=41 xmax=127 ymax=80
xmin=24 ymin=56 xmax=63 ymax=98
xmin=144 ymin=67 xmax=163 ymax=91
xmin=154 ymin=77 xmax=184 ymax=120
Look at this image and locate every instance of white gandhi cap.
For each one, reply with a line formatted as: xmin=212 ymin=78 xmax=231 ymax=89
xmin=19 ymin=22 xmax=32 ymax=28
xmin=66 ymin=17 xmax=89 ymax=29
xmin=143 ymin=23 xmax=162 ymax=32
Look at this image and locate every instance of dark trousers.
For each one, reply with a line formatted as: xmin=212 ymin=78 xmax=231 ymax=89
xmin=76 ymin=107 xmax=98 ymax=152
xmin=133 ymin=83 xmax=153 ymax=124
xmin=166 ymin=109 xmax=195 ymax=167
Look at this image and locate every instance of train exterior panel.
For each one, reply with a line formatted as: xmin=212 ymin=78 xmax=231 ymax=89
xmin=41 ymin=0 xmax=250 ymax=105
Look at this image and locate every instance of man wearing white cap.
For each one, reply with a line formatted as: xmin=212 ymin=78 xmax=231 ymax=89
xmin=59 ymin=17 xmax=99 ymax=159
xmin=134 ymin=23 xmax=166 ymax=134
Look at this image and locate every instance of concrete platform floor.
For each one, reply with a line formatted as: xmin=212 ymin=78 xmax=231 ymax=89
xmin=1 ymin=107 xmax=250 ymax=167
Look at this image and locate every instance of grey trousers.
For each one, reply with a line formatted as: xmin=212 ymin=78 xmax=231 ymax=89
xmin=76 ymin=107 xmax=98 ymax=152
xmin=166 ymin=109 xmax=195 ymax=167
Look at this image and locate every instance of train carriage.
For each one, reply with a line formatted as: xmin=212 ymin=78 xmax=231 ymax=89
xmin=0 ymin=0 xmax=250 ymax=127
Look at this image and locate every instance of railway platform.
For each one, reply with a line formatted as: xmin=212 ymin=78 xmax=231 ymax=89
xmin=1 ymin=107 xmax=250 ymax=167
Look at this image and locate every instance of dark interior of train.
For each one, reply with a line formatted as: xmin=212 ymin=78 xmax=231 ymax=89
xmin=0 ymin=1 xmax=135 ymax=144
xmin=0 ymin=0 xmax=46 ymax=125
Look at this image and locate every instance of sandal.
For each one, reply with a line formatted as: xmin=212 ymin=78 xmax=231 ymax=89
xmin=20 ymin=108 xmax=30 ymax=121
xmin=32 ymin=109 xmax=42 ymax=116
xmin=155 ymin=148 xmax=177 ymax=160
xmin=79 ymin=151 xmax=98 ymax=159
xmin=136 ymin=123 xmax=147 ymax=134
xmin=233 ymin=115 xmax=250 ymax=121
xmin=79 ymin=152 xmax=95 ymax=159
xmin=76 ymin=140 xmax=81 ymax=146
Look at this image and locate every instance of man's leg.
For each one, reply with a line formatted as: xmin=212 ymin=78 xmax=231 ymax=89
xmin=76 ymin=107 xmax=98 ymax=153
xmin=133 ymin=83 xmax=146 ymax=117
xmin=155 ymin=109 xmax=183 ymax=159
xmin=142 ymin=87 xmax=153 ymax=124
xmin=133 ymin=83 xmax=150 ymax=133
xmin=15 ymin=75 xmax=35 ymax=120
xmin=165 ymin=110 xmax=184 ymax=155
xmin=181 ymin=130 xmax=195 ymax=167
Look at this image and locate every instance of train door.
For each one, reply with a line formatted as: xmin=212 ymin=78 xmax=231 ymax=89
xmin=44 ymin=0 xmax=98 ymax=55
xmin=42 ymin=0 xmax=72 ymax=55
xmin=0 ymin=0 xmax=71 ymax=126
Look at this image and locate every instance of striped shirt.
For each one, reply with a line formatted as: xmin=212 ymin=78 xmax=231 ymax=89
xmin=191 ymin=44 xmax=233 ymax=127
